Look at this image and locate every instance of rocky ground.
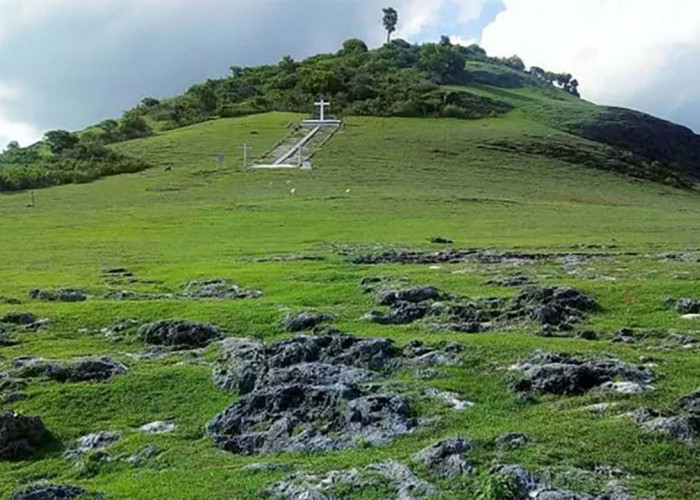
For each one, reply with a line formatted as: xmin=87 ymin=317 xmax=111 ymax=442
xmin=1 ymin=248 xmax=700 ymax=499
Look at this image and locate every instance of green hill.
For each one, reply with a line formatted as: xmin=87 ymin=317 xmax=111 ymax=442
xmin=3 ymin=38 xmax=700 ymax=190
xmin=1 ymin=40 xmax=700 ymax=500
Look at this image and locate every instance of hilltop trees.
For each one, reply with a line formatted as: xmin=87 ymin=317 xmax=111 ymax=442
xmin=93 ymin=37 xmax=581 ymax=135
xmin=382 ymin=8 xmax=398 ymax=44
xmin=44 ymin=130 xmax=79 ymax=155
xmin=0 ymin=127 xmax=147 ymax=191
xmin=340 ymin=38 xmax=369 ymax=56
xmin=528 ymin=67 xmax=581 ymax=97
xmin=419 ymin=43 xmax=466 ymax=84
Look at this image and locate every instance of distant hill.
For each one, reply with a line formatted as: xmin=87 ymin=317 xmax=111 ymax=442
xmin=2 ymin=37 xmax=699 ymax=190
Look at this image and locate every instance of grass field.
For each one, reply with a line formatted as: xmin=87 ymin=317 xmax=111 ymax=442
xmin=1 ymin=108 xmax=700 ymax=499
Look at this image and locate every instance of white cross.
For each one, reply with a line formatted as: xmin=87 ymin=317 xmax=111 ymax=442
xmin=314 ymin=100 xmax=330 ymax=122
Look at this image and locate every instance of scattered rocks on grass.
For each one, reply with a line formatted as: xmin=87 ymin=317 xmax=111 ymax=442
xmin=29 ymin=289 xmax=87 ymax=302
xmin=0 ymin=329 xmax=19 ymax=346
xmin=676 ymin=388 xmax=700 ymax=414
xmin=1 ymin=312 xmax=37 ymax=325
xmin=254 ymin=254 xmax=325 ymax=263
xmin=413 ymin=438 xmax=472 ymax=477
xmin=639 ymin=416 xmax=699 ymax=441
xmin=626 ymin=388 xmax=700 ymax=442
xmin=282 ymin=312 xmax=335 ymax=332
xmin=351 ymin=249 xmax=631 ymax=266
xmin=370 ymin=460 xmax=437 ymax=499
xmin=65 ymin=431 xmax=122 ymax=458
xmin=9 ymin=484 xmax=87 ymax=500
xmin=675 ymin=298 xmax=700 ymax=314
xmin=365 ymin=282 xmax=598 ymax=332
xmin=208 ymin=380 xmax=412 ymax=455
xmin=183 ymin=279 xmax=262 ymax=299
xmin=577 ymin=330 xmax=599 ymax=341
xmin=665 ymin=333 xmax=697 ymax=348
xmin=102 ymin=268 xmax=134 ymax=277
xmin=599 ymin=381 xmax=654 ymax=395
xmin=402 ymin=340 xmax=464 ymax=367
xmin=0 ymin=372 xmax=27 ymax=403
xmin=513 ymin=286 xmax=599 ymax=328
xmin=430 ymin=236 xmax=453 ymax=244
xmin=139 ymin=421 xmax=177 ymax=434
xmin=510 ymin=351 xmax=655 ymax=396
xmin=423 ymin=387 xmax=473 ymax=411
xmin=365 ymin=301 xmax=433 ymax=326
xmin=103 ymin=290 xmax=167 ymax=301
xmin=0 ymin=410 xmax=46 ymax=460
xmin=490 ymin=464 xmax=647 ymax=500
xmin=208 ymin=333 xmax=415 ymax=455
xmin=13 ymin=356 xmax=127 ymax=383
xmin=494 ymin=432 xmax=533 ymax=450
xmin=138 ymin=320 xmax=222 ymax=349
xmin=268 ymin=460 xmax=436 ymax=500
xmin=126 ymin=444 xmax=161 ymax=467
xmin=583 ymin=403 xmax=620 ymax=418
xmin=376 ymin=286 xmax=445 ymax=306
xmin=0 ymin=295 xmax=21 ymax=305
xmin=267 ymin=468 xmax=360 ymax=499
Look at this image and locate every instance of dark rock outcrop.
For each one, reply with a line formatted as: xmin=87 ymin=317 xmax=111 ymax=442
xmin=14 ymin=356 xmax=127 ymax=383
xmin=375 ymin=286 xmax=443 ymax=306
xmin=430 ymin=236 xmax=454 ymax=244
xmin=676 ymin=298 xmax=700 ymax=314
xmin=65 ymin=431 xmax=122 ymax=458
xmin=513 ymin=286 xmax=599 ymax=327
xmin=495 ymin=432 xmax=533 ymax=450
xmin=282 ymin=312 xmax=335 ymax=332
xmin=0 ymin=329 xmax=19 ymax=346
xmin=10 ymin=485 xmax=86 ymax=500
xmin=490 ymin=464 xmax=647 ymax=500
xmin=268 ymin=460 xmax=435 ymax=500
xmin=366 ymin=283 xmax=598 ymax=332
xmin=351 ymin=249 xmax=629 ymax=266
xmin=29 ymin=289 xmax=87 ymax=302
xmin=0 ymin=411 xmax=46 ymax=460
xmin=208 ymin=334 xmax=413 ymax=455
xmin=402 ymin=340 xmax=464 ymax=367
xmin=628 ymin=388 xmax=700 ymax=441
xmin=138 ymin=320 xmax=222 ymax=348
xmin=511 ymin=351 xmax=655 ymax=396
xmin=183 ymin=279 xmax=262 ymax=299
xmin=0 ymin=372 xmax=27 ymax=403
xmin=1 ymin=312 xmax=37 ymax=325
xmin=413 ymin=437 xmax=472 ymax=477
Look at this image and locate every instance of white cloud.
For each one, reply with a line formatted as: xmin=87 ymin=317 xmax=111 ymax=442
xmin=450 ymin=35 xmax=477 ymax=47
xmin=0 ymin=81 xmax=40 ymax=147
xmin=480 ymin=0 xmax=700 ymax=130
xmin=396 ymin=0 xmax=490 ymax=38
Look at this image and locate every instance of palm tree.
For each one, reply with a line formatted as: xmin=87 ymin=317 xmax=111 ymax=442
xmin=382 ymin=8 xmax=398 ymax=44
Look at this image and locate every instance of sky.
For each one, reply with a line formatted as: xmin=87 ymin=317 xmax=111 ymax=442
xmin=1 ymin=0 xmax=700 ymax=147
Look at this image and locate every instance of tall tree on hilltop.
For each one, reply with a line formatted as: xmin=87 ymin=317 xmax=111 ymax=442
xmin=382 ymin=7 xmax=398 ymax=44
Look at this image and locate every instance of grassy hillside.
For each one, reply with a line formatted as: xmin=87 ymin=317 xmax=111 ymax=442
xmin=4 ymin=38 xmax=700 ymax=193
xmin=1 ymin=111 xmax=700 ymax=499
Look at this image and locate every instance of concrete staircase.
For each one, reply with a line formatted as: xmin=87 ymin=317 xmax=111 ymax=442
xmin=253 ymin=123 xmax=340 ymax=167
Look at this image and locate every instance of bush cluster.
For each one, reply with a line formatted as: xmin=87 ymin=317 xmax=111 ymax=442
xmin=122 ymin=38 xmax=577 ymax=131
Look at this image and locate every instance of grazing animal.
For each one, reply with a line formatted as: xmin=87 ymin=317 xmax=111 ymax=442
xmin=290 ymin=188 xmax=297 ymax=196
